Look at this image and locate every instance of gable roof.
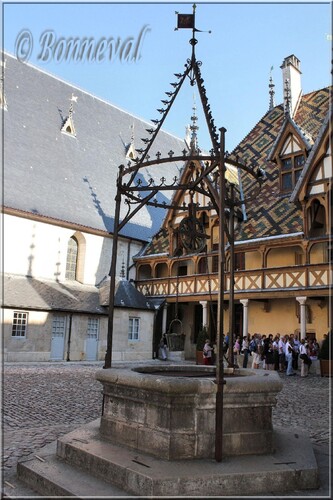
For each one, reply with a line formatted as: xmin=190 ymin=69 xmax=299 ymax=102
xmin=114 ymin=279 xmax=154 ymax=310
xmin=290 ymin=110 xmax=331 ymax=203
xmin=233 ymin=87 xmax=331 ymax=242
xmin=142 ymin=86 xmax=331 ymax=254
xmin=98 ymin=276 xmax=154 ymax=310
xmin=267 ymin=113 xmax=313 ymax=162
xmin=3 ymin=53 xmax=186 ymax=242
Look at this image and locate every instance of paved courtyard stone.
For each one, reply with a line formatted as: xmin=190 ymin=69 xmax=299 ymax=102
xmin=1 ymin=361 xmax=331 ymax=497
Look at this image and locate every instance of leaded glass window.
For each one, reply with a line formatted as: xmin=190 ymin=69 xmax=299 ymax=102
xmin=65 ymin=237 xmax=78 ymax=280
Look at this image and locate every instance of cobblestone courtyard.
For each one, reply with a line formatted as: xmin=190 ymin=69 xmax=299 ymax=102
xmin=2 ymin=361 xmax=332 ymax=497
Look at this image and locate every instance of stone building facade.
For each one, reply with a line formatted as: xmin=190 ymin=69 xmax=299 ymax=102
xmin=2 ymin=53 xmax=185 ymax=362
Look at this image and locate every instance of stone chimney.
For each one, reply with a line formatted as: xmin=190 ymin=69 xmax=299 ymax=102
xmin=280 ymin=55 xmax=302 ymax=116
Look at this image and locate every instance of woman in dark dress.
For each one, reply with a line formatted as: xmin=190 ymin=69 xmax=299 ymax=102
xmin=265 ymin=340 xmax=275 ymax=370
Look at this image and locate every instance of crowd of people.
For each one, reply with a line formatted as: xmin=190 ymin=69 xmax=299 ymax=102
xmin=159 ymin=331 xmax=323 ymax=377
xmin=228 ymin=333 xmax=321 ymax=377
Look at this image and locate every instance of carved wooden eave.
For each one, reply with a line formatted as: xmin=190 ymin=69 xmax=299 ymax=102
xmin=289 ymin=112 xmax=332 ymax=204
xmin=267 ymin=115 xmax=313 ymax=164
xmin=233 ymin=231 xmax=305 ymax=252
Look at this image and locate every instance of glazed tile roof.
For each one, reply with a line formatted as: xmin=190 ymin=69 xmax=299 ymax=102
xmin=143 ymin=86 xmax=331 ymax=255
xmin=145 ymin=228 xmax=170 ymax=256
xmin=233 ymin=87 xmax=331 ymax=241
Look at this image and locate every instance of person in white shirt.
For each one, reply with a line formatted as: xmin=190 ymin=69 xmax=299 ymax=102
xmin=299 ymin=339 xmax=311 ymax=377
xmin=242 ymin=335 xmax=250 ymax=368
xmin=203 ymin=339 xmax=214 ymax=365
xmin=278 ymin=336 xmax=286 ymax=372
xmin=285 ymin=335 xmax=296 ymax=376
xmin=292 ymin=334 xmax=300 ymax=370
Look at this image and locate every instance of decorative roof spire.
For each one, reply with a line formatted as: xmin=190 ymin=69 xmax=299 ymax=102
xmin=69 ymin=93 xmax=77 ymax=117
xmin=189 ymin=95 xmax=199 ymax=152
xmin=280 ymin=55 xmax=302 ymax=117
xmin=130 ymin=122 xmax=134 ymax=144
xmin=268 ymin=67 xmax=275 ymax=111
xmin=284 ymin=78 xmax=291 ymax=116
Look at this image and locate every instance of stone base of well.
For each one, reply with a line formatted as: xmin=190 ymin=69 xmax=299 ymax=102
xmin=97 ymin=365 xmax=283 ymax=460
xmin=17 ymin=419 xmax=319 ymax=497
xmin=16 ymin=364 xmax=320 ymax=497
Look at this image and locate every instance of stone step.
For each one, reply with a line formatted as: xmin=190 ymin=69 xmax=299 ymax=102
xmin=3 ymin=474 xmax=41 ymax=498
xmin=17 ymin=420 xmax=319 ymax=497
xmin=17 ymin=440 xmax=128 ymax=497
xmin=53 ymin=420 xmax=319 ymax=497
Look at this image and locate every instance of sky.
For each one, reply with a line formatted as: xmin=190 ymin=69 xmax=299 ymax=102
xmin=2 ymin=1 xmax=332 ymax=152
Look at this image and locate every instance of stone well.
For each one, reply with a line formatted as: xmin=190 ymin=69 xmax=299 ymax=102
xmin=96 ymin=365 xmax=283 ymax=460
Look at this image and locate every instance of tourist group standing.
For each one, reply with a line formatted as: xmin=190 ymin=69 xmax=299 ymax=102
xmin=231 ymin=332 xmax=318 ymax=377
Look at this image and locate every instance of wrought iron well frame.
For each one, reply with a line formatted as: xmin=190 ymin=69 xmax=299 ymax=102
xmin=103 ymin=4 xmax=264 ymax=462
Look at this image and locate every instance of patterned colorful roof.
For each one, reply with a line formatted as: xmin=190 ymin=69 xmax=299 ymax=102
xmin=145 ymin=228 xmax=169 ymax=256
xmin=233 ymin=87 xmax=331 ymax=241
xmin=143 ymin=87 xmax=331 ymax=255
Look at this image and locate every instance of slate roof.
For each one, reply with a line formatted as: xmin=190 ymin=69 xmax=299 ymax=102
xmin=3 ymin=273 xmax=157 ymax=313
xmin=115 ymin=279 xmax=155 ymax=310
xmin=98 ymin=276 xmax=156 ymax=310
xmin=3 ymin=53 xmax=186 ymax=241
xmin=3 ymin=274 xmax=106 ymax=314
xmin=143 ymin=86 xmax=331 ymax=255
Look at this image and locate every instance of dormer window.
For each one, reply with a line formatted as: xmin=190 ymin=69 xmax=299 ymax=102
xmin=280 ymin=152 xmax=305 ymax=192
xmin=126 ymin=142 xmax=136 ymax=159
xmin=279 ymin=133 xmax=306 ymax=193
xmin=61 ymin=94 xmax=77 ymax=137
xmin=126 ymin=123 xmax=136 ymax=160
xmin=61 ymin=116 xmax=76 ymax=137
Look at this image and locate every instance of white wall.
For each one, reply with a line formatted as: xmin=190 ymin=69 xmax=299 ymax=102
xmin=3 ymin=214 xmax=143 ymax=285
xmin=3 ymin=213 xmax=155 ymax=362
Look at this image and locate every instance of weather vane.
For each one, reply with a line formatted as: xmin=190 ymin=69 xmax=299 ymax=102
xmin=175 ymin=4 xmax=211 ymax=37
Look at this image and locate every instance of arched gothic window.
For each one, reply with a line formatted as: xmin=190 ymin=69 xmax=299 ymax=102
xmin=65 ymin=237 xmax=78 ymax=280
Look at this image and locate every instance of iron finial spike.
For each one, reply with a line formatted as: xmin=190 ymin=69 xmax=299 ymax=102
xmin=268 ymin=67 xmax=275 ymax=111
xmin=189 ymin=93 xmax=199 ymax=153
xmin=130 ymin=122 xmax=135 ymax=144
xmin=284 ymin=78 xmax=291 ymax=116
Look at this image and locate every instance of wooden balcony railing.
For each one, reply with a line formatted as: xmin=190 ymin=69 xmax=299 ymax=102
xmin=136 ymin=263 xmax=331 ymax=298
